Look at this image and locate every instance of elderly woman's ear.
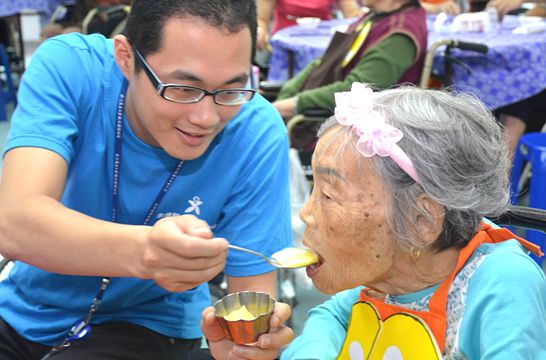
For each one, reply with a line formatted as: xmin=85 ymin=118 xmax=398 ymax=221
xmin=414 ymin=193 xmax=445 ymax=247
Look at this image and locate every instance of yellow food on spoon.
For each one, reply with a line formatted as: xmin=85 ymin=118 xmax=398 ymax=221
xmin=271 ymin=247 xmax=319 ymax=268
xmin=224 ymin=305 xmax=256 ymax=321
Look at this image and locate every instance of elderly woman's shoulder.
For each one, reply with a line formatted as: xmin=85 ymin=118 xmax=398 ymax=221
xmin=470 ymin=239 xmax=545 ymax=290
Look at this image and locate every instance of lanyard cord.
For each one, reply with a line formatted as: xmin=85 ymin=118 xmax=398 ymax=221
xmin=43 ymin=80 xmax=184 ymax=358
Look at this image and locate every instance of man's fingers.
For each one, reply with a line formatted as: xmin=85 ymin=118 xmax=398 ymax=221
xmin=154 ymin=265 xmax=225 ymax=292
xmin=144 ymin=248 xmax=227 ymax=271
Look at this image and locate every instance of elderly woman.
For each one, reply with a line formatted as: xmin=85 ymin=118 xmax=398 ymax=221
xmin=281 ymin=83 xmax=546 ymax=359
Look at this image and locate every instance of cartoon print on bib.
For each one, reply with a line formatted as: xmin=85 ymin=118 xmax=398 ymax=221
xmin=337 ymin=301 xmax=442 ymax=360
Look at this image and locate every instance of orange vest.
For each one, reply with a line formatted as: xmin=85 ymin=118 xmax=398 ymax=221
xmin=337 ymin=222 xmax=543 ymax=359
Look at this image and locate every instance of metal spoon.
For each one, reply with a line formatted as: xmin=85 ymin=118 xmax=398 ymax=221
xmin=227 ymin=245 xmax=318 ymax=269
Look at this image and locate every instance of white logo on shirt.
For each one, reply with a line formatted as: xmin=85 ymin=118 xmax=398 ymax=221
xmin=184 ymin=196 xmax=203 ymax=215
xmin=156 ymin=212 xmax=180 ymax=219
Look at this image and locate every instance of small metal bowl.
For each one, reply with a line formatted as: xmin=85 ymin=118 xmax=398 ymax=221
xmin=214 ymin=291 xmax=276 ymax=345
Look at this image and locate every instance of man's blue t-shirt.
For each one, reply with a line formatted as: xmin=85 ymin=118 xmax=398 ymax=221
xmin=0 ymin=33 xmax=292 ymax=345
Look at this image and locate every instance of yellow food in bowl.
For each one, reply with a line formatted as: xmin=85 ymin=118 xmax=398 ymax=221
xmin=223 ymin=305 xmax=256 ymax=321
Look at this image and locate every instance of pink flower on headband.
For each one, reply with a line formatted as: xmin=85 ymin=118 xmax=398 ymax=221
xmin=334 ymin=83 xmax=420 ymax=183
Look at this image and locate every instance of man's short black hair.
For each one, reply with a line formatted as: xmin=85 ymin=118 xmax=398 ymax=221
xmin=125 ymin=0 xmax=256 ymax=62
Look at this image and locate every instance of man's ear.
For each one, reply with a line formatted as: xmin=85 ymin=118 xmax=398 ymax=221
xmin=113 ymin=34 xmax=133 ymax=79
xmin=415 ymin=193 xmax=444 ymax=247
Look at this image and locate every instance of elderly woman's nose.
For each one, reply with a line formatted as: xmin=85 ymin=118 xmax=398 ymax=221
xmin=300 ymin=198 xmax=316 ymax=228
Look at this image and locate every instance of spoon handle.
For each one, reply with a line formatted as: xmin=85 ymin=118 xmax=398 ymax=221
xmin=227 ymin=245 xmax=279 ymax=267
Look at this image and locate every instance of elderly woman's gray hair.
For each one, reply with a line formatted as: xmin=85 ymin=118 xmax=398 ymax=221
xmin=318 ymin=86 xmax=510 ymax=252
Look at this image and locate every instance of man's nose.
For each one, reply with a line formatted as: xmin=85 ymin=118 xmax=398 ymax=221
xmin=186 ymin=95 xmax=222 ymax=128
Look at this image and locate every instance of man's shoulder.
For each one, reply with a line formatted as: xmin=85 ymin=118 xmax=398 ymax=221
xmin=43 ymin=32 xmax=111 ymax=53
xmin=38 ymin=33 xmax=114 ymax=70
xmin=227 ymin=93 xmax=287 ymax=140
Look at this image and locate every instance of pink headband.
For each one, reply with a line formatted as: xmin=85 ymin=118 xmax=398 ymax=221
xmin=334 ymin=83 xmax=420 ymax=183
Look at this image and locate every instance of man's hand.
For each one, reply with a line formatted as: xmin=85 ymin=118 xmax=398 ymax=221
xmin=140 ymin=215 xmax=228 ymax=292
xmin=201 ymin=302 xmax=294 ymax=359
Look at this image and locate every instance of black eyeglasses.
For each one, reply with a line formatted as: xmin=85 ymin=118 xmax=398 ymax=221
xmin=133 ymin=47 xmax=256 ymax=106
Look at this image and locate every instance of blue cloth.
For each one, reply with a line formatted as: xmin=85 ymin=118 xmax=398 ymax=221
xmin=0 ymin=33 xmax=292 ymax=345
xmin=0 ymin=0 xmax=71 ymax=17
xmin=281 ymin=239 xmax=546 ymax=359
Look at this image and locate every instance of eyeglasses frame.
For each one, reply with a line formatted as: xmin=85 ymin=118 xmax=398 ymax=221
xmin=132 ymin=46 xmax=256 ymax=106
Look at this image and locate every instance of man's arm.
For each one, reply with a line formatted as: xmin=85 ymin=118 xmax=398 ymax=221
xmin=227 ymin=271 xmax=277 ymax=297
xmin=0 ymin=147 xmax=228 ymax=292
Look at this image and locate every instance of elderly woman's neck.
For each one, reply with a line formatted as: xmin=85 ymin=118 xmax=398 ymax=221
xmin=379 ymin=247 xmax=460 ymax=295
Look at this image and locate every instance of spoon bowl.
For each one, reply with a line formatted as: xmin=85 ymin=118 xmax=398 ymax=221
xmin=228 ymin=245 xmax=318 ymax=269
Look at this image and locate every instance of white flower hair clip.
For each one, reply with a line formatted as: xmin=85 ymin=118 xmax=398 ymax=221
xmin=334 ymin=83 xmax=420 ymax=183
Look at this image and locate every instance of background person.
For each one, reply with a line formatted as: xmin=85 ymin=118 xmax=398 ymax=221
xmin=272 ymin=0 xmax=427 ymax=120
xmin=0 ymin=0 xmax=293 ymax=359
xmin=496 ymin=89 xmax=546 ymax=162
xmin=281 ymin=83 xmax=546 ymax=359
xmin=487 ymin=0 xmax=546 ymax=19
xmin=256 ymin=0 xmax=363 ymax=52
xmin=420 ymin=0 xmax=467 ymax=15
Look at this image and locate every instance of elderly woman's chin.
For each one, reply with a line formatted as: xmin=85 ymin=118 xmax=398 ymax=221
xmin=306 ymin=261 xmax=348 ymax=295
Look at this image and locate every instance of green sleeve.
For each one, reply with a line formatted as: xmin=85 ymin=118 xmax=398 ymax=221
xmin=296 ymin=34 xmax=417 ymax=113
xmin=277 ymin=59 xmax=320 ymax=100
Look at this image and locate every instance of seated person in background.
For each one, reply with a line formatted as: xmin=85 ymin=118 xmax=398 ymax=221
xmin=487 ymin=0 xmax=546 ymax=18
xmin=281 ymin=83 xmax=546 ymax=359
xmin=272 ymin=0 xmax=427 ymax=120
xmin=257 ymin=0 xmax=363 ymax=51
xmin=526 ymin=2 xmax=546 ymax=16
xmin=496 ymin=89 xmax=546 ymax=160
xmin=420 ymin=0 xmax=468 ymax=15
xmin=40 ymin=0 xmax=132 ymax=42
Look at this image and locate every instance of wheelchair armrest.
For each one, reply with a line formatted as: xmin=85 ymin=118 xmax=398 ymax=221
xmin=493 ymin=205 xmax=546 ymax=234
xmin=258 ymin=80 xmax=285 ymax=93
xmin=258 ymin=81 xmax=286 ymax=102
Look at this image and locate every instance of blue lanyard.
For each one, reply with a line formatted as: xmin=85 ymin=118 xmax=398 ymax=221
xmin=44 ymin=81 xmax=184 ymax=358
xmin=112 ymin=80 xmax=184 ymax=225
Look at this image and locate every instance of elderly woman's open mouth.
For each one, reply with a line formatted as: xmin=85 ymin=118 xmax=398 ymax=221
xmin=306 ymin=253 xmax=324 ymax=278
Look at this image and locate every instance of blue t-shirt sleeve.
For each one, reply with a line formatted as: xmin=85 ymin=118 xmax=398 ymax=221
xmin=458 ymin=240 xmax=546 ymax=359
xmin=281 ymin=287 xmax=361 ymax=359
xmin=216 ymin=96 xmax=293 ymax=276
xmin=3 ymin=34 xmax=95 ymax=163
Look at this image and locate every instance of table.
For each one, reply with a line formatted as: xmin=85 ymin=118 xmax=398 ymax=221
xmin=0 ymin=0 xmax=72 ymax=18
xmin=268 ymin=14 xmax=546 ymax=110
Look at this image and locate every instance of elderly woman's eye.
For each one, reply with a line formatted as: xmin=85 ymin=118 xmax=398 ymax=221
xmin=322 ymin=192 xmax=332 ymax=200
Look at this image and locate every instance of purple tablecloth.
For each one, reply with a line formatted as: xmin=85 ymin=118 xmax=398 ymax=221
xmin=0 ymin=0 xmax=72 ymax=17
xmin=269 ymin=15 xmax=546 ymax=110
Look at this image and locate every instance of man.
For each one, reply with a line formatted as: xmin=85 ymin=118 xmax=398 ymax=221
xmin=0 ymin=0 xmax=293 ymax=359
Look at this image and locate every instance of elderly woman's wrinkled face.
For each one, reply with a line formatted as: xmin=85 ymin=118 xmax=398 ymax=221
xmin=300 ymin=126 xmax=398 ymax=294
